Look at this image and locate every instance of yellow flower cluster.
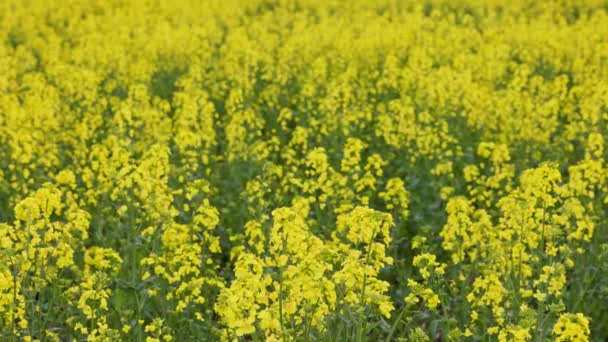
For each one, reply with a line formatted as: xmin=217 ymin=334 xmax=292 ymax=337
xmin=553 ymin=313 xmax=591 ymax=342
xmin=1 ymin=183 xmax=89 ymax=336
xmin=66 ymin=247 xmax=122 ymax=340
xmin=0 ymin=0 xmax=606 ymax=340
xmin=216 ymin=201 xmax=394 ymax=340
xmin=437 ymin=148 xmax=603 ymax=339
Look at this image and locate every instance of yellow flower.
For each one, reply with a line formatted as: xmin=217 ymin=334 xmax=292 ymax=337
xmin=553 ymin=313 xmax=591 ymax=342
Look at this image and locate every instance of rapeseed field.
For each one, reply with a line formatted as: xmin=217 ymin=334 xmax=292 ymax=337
xmin=0 ymin=0 xmax=607 ymax=340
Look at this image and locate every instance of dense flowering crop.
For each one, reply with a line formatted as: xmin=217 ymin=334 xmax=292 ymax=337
xmin=0 ymin=0 xmax=607 ymax=340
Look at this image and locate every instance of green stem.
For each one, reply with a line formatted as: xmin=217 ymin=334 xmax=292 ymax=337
xmin=357 ymin=226 xmax=379 ymax=342
xmin=386 ymin=305 xmax=408 ymax=342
